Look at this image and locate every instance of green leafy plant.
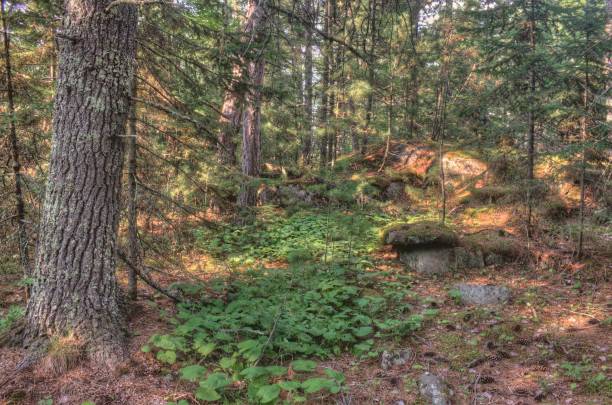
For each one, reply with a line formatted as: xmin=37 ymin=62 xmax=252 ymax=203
xmin=147 ymin=258 xmax=433 ymax=403
xmin=0 ymin=305 xmax=25 ymax=332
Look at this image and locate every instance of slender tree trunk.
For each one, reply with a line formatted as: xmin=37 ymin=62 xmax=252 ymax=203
xmin=20 ymin=0 xmax=138 ymax=367
xmin=360 ymin=0 xmax=377 ymax=155
xmin=526 ymin=0 xmax=537 ymax=236
xmin=238 ymin=0 xmax=266 ymax=207
xmin=606 ymin=0 xmax=611 ymax=134
xmin=578 ymin=21 xmax=591 ymax=258
xmin=294 ymin=41 xmax=304 ymax=164
xmin=319 ymin=0 xmax=331 ymax=167
xmin=126 ymin=81 xmax=140 ymax=300
xmin=218 ymin=66 xmax=241 ymax=166
xmin=301 ymin=0 xmax=314 ymax=165
xmin=218 ymin=0 xmax=266 ymax=166
xmin=1 ymin=0 xmax=30 ymax=279
xmin=407 ymin=0 xmax=421 ymax=139
xmin=349 ymin=97 xmax=359 ymax=152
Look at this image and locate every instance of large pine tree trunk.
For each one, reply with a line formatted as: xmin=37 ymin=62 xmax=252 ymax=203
xmin=21 ymin=0 xmax=138 ymax=366
xmin=238 ymin=0 xmax=266 ymax=207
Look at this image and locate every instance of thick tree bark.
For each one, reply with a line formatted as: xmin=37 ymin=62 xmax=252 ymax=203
xmin=21 ymin=0 xmax=138 ymax=366
xmin=1 ymin=0 xmax=30 ymax=278
xmin=238 ymin=0 xmax=266 ymax=207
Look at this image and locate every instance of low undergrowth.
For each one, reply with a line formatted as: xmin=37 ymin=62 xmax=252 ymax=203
xmin=194 ymin=207 xmax=392 ymax=265
xmin=146 ymin=261 xmax=435 ymax=403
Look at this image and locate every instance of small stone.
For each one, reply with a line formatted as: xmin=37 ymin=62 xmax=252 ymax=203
xmin=419 ymin=373 xmax=451 ymax=405
xmin=381 ymin=349 xmax=412 ymax=370
xmin=454 ymin=283 xmax=511 ymax=306
xmin=395 ymin=401 xmax=406 ymax=405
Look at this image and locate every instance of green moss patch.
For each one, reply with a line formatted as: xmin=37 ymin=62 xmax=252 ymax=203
xmin=462 ymin=229 xmax=526 ymax=260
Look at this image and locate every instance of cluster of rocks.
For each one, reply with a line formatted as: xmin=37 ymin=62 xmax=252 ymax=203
xmin=383 ymin=221 xmax=522 ymax=276
xmin=257 ymin=183 xmax=326 ymax=207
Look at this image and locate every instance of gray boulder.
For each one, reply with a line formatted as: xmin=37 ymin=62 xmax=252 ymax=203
xmin=454 ymin=247 xmax=485 ymax=269
xmin=454 ymin=283 xmax=511 ymax=305
xmin=419 ymin=373 xmax=451 ymax=405
xmin=400 ymin=247 xmax=484 ymax=275
xmin=400 ymin=248 xmax=454 ymax=275
xmin=384 ymin=181 xmax=408 ymax=203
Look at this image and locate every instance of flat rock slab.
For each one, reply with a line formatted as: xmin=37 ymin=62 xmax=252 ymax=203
xmin=454 ymin=283 xmax=511 ymax=305
xmin=419 ymin=373 xmax=451 ymax=405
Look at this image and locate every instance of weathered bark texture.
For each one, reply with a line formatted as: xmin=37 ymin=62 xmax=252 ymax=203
xmin=21 ymin=0 xmax=138 ymax=366
xmin=238 ymin=0 xmax=267 ymax=207
xmin=1 ymin=0 xmax=30 ymax=278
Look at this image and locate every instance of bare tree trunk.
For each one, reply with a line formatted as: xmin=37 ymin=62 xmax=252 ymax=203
xmin=349 ymin=97 xmax=359 ymax=152
xmin=218 ymin=0 xmax=266 ymax=166
xmin=526 ymin=0 xmax=537 ymax=237
xmin=606 ymin=0 xmax=611 ymax=134
xmin=360 ymin=0 xmax=378 ymax=155
xmin=218 ymin=66 xmax=241 ymax=166
xmin=1 ymin=0 xmax=30 ymax=280
xmin=301 ymin=0 xmax=314 ymax=165
xmin=407 ymin=0 xmax=421 ymax=139
xmin=238 ymin=0 xmax=266 ymax=207
xmin=20 ymin=0 xmax=138 ymax=367
xmin=578 ymin=15 xmax=591 ymax=258
xmin=126 ymin=81 xmax=140 ymax=300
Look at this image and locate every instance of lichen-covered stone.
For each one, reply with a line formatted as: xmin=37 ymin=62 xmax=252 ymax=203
xmin=400 ymin=246 xmax=484 ymax=275
xmin=454 ymin=283 xmax=511 ymax=306
xmin=381 ymin=349 xmax=412 ymax=370
xmin=400 ymin=248 xmax=454 ymax=275
xmin=419 ymin=373 xmax=451 ymax=405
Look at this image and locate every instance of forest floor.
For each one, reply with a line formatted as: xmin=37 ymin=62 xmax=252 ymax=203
xmin=1 ymin=143 xmax=610 ymax=404
xmin=1 ymin=249 xmax=609 ymax=405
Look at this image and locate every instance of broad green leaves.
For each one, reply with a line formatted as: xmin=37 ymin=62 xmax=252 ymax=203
xmin=290 ymin=360 xmax=317 ymax=372
xmin=179 ymin=365 xmax=206 ymax=382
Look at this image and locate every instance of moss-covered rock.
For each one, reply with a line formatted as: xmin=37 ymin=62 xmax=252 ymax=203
xmin=382 ymin=221 xmax=459 ymax=250
xmin=462 ymin=229 xmax=526 ymax=263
